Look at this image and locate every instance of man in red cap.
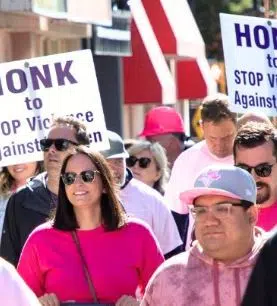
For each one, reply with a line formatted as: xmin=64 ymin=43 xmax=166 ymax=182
xmin=139 ymin=106 xmax=194 ymax=169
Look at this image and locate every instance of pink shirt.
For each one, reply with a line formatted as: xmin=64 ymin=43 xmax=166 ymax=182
xmin=141 ymin=228 xmax=266 ymax=306
xmin=165 ymin=140 xmax=234 ymax=214
xmin=18 ymin=219 xmax=164 ymax=304
xmin=164 ymin=141 xmax=233 ymax=249
xmin=257 ymin=203 xmax=277 ymax=231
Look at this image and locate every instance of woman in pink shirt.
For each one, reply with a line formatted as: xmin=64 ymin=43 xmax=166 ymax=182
xmin=18 ymin=146 xmax=164 ymax=306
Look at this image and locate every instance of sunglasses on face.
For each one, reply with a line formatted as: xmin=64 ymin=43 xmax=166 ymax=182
xmin=40 ymin=138 xmax=78 ymax=152
xmin=61 ymin=170 xmax=100 ymax=185
xmin=236 ymin=163 xmax=275 ymax=177
xmin=126 ymin=156 xmax=152 ymax=169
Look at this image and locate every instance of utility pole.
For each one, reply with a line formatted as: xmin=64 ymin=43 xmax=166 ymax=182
xmin=264 ymin=0 xmax=270 ymax=17
xmin=253 ymin=0 xmax=258 ymax=11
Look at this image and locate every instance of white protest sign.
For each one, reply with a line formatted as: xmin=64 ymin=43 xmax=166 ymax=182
xmin=220 ymin=13 xmax=277 ymax=116
xmin=0 ymin=49 xmax=109 ymax=167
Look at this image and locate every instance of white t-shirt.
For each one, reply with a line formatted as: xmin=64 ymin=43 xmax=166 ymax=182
xmin=165 ymin=140 xmax=234 ymax=249
xmin=120 ymin=178 xmax=182 ymax=255
xmin=0 ymin=258 xmax=40 ymax=305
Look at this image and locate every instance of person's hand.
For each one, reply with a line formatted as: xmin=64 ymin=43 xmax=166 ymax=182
xmin=116 ymin=295 xmax=140 ymax=306
xmin=39 ymin=293 xmax=60 ymax=306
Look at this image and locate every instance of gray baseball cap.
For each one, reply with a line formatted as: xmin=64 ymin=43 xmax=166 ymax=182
xmin=180 ymin=164 xmax=257 ymax=205
xmin=100 ymin=130 xmax=129 ymax=159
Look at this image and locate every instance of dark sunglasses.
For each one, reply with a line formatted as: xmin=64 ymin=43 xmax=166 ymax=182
xmin=61 ymin=170 xmax=100 ymax=185
xmin=40 ymin=138 xmax=78 ymax=152
xmin=126 ymin=156 xmax=152 ymax=169
xmin=236 ymin=163 xmax=275 ymax=177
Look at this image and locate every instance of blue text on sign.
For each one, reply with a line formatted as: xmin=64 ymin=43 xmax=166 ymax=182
xmin=0 ymin=60 xmax=77 ymax=95
xmin=235 ymin=23 xmax=277 ymax=49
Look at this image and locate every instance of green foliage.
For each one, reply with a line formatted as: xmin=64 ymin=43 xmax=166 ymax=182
xmin=227 ymin=0 xmax=253 ymax=13
xmin=193 ymin=0 xmax=255 ymax=60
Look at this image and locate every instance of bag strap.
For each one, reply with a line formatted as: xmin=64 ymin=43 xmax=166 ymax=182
xmin=71 ymin=231 xmax=98 ymax=303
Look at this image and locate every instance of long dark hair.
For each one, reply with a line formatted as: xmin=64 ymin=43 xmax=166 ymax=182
xmin=53 ymin=146 xmax=126 ymax=231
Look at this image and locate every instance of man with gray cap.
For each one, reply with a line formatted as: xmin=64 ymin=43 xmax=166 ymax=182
xmin=101 ymin=130 xmax=182 ymax=258
xmin=141 ymin=164 xmax=267 ymax=306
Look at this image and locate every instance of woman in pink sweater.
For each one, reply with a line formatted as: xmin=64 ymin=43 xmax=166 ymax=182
xmin=18 ymin=146 xmax=164 ymax=306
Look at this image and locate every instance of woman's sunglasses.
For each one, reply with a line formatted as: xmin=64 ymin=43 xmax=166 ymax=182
xmin=61 ymin=170 xmax=99 ymax=185
xmin=126 ymin=156 xmax=151 ymax=169
xmin=236 ymin=163 xmax=275 ymax=177
xmin=40 ymin=138 xmax=78 ymax=152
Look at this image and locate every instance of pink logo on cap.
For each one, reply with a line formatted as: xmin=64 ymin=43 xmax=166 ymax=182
xmin=198 ymin=170 xmax=221 ymax=187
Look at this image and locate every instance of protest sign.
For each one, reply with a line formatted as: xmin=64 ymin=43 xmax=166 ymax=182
xmin=220 ymin=13 xmax=277 ymax=116
xmin=0 ymin=49 xmax=109 ymax=167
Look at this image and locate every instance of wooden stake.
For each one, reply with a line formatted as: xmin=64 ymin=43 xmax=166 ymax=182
xmin=264 ymin=0 xmax=270 ymax=17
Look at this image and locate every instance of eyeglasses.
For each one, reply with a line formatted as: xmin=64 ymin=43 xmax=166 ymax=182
xmin=236 ymin=163 xmax=275 ymax=177
xmin=40 ymin=138 xmax=78 ymax=152
xmin=126 ymin=156 xmax=152 ymax=169
xmin=189 ymin=202 xmax=252 ymax=220
xmin=61 ymin=170 xmax=100 ymax=185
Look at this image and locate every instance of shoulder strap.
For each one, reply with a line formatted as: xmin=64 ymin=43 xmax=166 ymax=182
xmin=71 ymin=231 xmax=98 ymax=303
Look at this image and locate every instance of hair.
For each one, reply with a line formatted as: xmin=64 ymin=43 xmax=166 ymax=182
xmin=124 ymin=138 xmax=140 ymax=151
xmin=53 ymin=146 xmax=126 ymax=231
xmin=127 ymin=141 xmax=170 ymax=194
xmin=52 ymin=116 xmax=90 ymax=145
xmin=241 ymin=200 xmax=255 ymax=210
xmin=237 ymin=112 xmax=273 ymax=129
xmin=233 ymin=122 xmax=277 ymax=160
xmin=0 ymin=161 xmax=44 ymax=196
xmin=201 ymin=93 xmax=236 ymax=124
xmin=171 ymin=132 xmax=188 ymax=143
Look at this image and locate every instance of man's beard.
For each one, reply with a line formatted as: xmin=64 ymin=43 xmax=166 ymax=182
xmin=114 ymin=167 xmax=127 ymax=188
xmin=256 ymin=182 xmax=271 ymax=204
xmin=115 ymin=175 xmax=125 ymax=187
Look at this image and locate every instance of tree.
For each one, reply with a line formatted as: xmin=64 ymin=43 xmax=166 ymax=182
xmin=192 ymin=0 xmax=255 ymax=59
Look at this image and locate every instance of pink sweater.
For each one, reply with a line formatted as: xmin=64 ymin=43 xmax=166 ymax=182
xmin=257 ymin=202 xmax=277 ymax=231
xmin=141 ymin=228 xmax=266 ymax=306
xmin=17 ymin=219 xmax=164 ymax=304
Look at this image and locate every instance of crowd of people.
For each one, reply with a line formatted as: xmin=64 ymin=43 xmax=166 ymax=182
xmin=0 ymin=93 xmax=276 ymax=305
